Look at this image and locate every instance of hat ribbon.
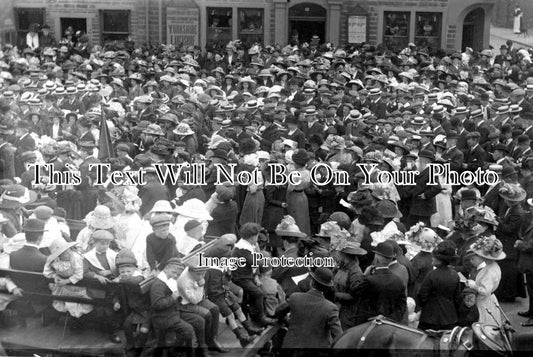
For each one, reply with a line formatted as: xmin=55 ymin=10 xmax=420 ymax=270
xmin=1 ymin=189 xmax=30 ymax=203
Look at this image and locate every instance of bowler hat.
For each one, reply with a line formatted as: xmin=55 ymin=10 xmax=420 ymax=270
xmin=292 ymin=149 xmax=309 ymax=166
xmin=373 ymin=241 xmax=394 ymax=259
xmin=309 ymin=267 xmax=334 ymax=287
xmin=22 ymin=218 xmax=46 ymax=232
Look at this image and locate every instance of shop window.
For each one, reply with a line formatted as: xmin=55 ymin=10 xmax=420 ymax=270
xmin=383 ymin=11 xmax=410 ymax=51
xmin=14 ymin=8 xmax=45 ymax=47
xmin=415 ymin=12 xmax=442 ymax=50
xmin=207 ymin=7 xmax=232 ymax=51
xmin=238 ymin=8 xmax=264 ymax=46
xmin=100 ymin=10 xmax=130 ymax=44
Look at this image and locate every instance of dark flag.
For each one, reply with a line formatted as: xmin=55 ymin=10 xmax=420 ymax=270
xmin=98 ymin=107 xmax=115 ymax=160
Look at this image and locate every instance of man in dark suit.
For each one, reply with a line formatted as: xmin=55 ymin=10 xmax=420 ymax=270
xmin=463 ymin=131 xmax=487 ymax=172
xmin=495 ymin=188 xmax=526 ymax=302
xmin=231 ymin=223 xmax=276 ymax=326
xmin=483 ymin=165 xmax=504 ymax=214
xmin=442 ymin=131 xmax=464 ymax=173
xmin=150 ymin=258 xmax=195 ymax=353
xmin=512 ymin=135 xmax=533 ymax=165
xmin=517 ymin=202 xmax=533 ymax=326
xmin=366 ymin=88 xmax=387 ymax=119
xmin=301 ymin=108 xmax=325 ymax=140
xmin=0 ymin=127 xmax=15 ymax=181
xmin=404 ymin=150 xmax=442 ymax=228
xmin=450 ymin=117 xmax=469 ymax=152
xmin=14 ymin=121 xmax=36 ymax=177
xmin=276 ymin=267 xmax=342 ymax=352
xmin=272 ymin=235 xmax=308 ymax=297
xmin=350 ymin=242 xmax=407 ymax=325
xmin=9 ymin=219 xmax=48 ymax=272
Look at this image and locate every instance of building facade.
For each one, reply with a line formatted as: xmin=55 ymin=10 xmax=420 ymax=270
xmin=2 ymin=0 xmax=494 ymax=52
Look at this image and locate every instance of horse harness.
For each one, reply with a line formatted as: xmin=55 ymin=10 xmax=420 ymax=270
xmin=356 ymin=316 xmax=429 ymax=350
xmin=356 ymin=316 xmax=474 ymax=355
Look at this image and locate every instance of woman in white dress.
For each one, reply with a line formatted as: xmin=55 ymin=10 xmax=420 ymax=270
xmin=514 ymin=5 xmax=523 ymax=34
xmin=466 ymin=235 xmax=506 ymax=325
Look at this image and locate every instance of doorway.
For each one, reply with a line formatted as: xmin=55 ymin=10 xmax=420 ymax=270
xmin=288 ymin=3 xmax=327 ymax=44
xmin=461 ymin=8 xmax=484 ymax=51
xmin=60 ymin=17 xmax=87 ymax=37
xmin=289 ymin=21 xmax=326 ymax=44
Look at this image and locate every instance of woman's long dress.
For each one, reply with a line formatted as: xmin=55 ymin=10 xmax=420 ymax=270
xmin=514 ymin=9 xmax=523 ymax=34
xmin=286 ymin=168 xmax=311 ymax=236
xmin=473 ymin=261 xmax=502 ymax=325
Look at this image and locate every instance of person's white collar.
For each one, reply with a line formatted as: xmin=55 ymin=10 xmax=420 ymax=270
xmin=234 ymin=238 xmax=255 ymax=254
xmin=157 ymin=270 xmax=178 ymax=292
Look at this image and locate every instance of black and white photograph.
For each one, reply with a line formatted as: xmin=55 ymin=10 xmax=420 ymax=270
xmin=0 ymin=0 xmax=533 ymax=356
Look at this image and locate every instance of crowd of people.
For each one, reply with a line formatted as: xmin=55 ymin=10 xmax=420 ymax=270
xmin=0 ymin=22 xmax=532 ymax=356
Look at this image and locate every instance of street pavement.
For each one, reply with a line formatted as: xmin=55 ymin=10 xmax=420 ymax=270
xmin=490 ymin=26 xmax=533 ymax=49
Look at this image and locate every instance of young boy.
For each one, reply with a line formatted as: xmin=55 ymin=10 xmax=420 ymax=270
xmin=113 ymin=249 xmax=151 ymax=355
xmin=146 ymin=214 xmax=180 ymax=273
xmin=457 ymin=287 xmax=480 ymax=327
xmin=204 ymin=235 xmax=262 ymax=346
xmin=258 ymin=265 xmax=285 ymax=318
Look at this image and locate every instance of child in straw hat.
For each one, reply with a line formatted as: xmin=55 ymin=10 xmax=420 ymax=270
xmin=43 ymin=238 xmax=93 ymax=319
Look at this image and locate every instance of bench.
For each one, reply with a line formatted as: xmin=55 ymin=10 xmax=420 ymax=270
xmin=240 ymin=324 xmax=282 ymax=357
xmin=0 ymin=268 xmax=152 ymax=356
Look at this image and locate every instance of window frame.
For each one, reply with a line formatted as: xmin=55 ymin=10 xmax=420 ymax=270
xmin=99 ymin=9 xmax=131 ymax=44
xmin=14 ymin=7 xmax=45 ymax=47
xmin=414 ymin=12 xmax=442 ymax=50
xmin=237 ymin=7 xmax=264 ymax=45
xmin=383 ymin=11 xmax=411 ymax=51
xmin=206 ymin=7 xmax=233 ymax=50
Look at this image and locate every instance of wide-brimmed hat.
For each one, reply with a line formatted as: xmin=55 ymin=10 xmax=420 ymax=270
xmin=499 ymin=183 xmax=526 ymax=202
xmin=340 ymin=241 xmax=367 ymax=256
xmin=85 ymin=205 xmax=115 ymax=229
xmin=432 ymin=240 xmax=459 ymax=263
xmin=0 ymin=185 xmax=37 ymax=209
xmin=143 ymin=123 xmax=165 ymax=136
xmin=47 ymin=238 xmax=78 ymax=262
xmin=175 ymin=198 xmax=212 ymax=221
xmin=376 ymin=199 xmax=402 ymax=218
xmin=309 ymin=267 xmax=334 ymax=287
xmin=173 ymin=123 xmax=195 ymax=136
xmin=150 ymin=200 xmax=176 ymax=214
xmin=414 ymin=228 xmax=441 ymax=252
xmin=275 ymin=215 xmax=306 ymax=238
xmin=470 ymin=235 xmax=506 ymax=261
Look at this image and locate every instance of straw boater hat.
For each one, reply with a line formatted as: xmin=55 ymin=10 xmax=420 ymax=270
xmin=470 ymin=235 xmax=506 ymax=261
xmin=275 ymin=215 xmax=307 ymax=238
xmin=85 ymin=205 xmax=115 ymax=230
xmin=47 ymin=238 xmax=78 ymax=262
